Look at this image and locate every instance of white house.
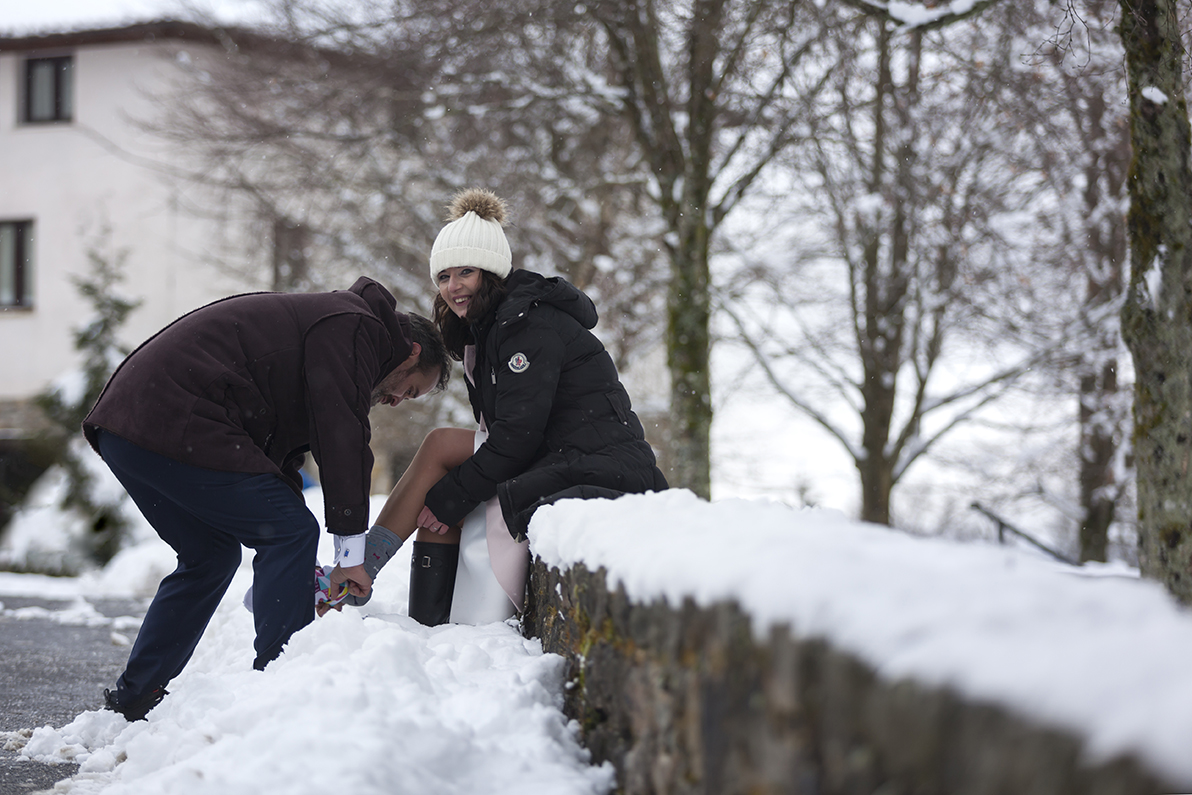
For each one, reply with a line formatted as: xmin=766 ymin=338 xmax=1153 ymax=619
xmin=0 ymin=21 xmax=260 ymax=435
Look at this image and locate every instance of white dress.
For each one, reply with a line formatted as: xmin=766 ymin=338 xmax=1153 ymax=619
xmin=447 ymin=346 xmax=531 ymax=624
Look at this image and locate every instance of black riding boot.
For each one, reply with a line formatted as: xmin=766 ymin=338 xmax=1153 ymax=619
xmin=408 ymin=541 xmax=459 ymax=626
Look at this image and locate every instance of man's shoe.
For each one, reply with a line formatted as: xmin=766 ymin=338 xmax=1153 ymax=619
xmin=103 ymin=686 xmax=168 ymax=721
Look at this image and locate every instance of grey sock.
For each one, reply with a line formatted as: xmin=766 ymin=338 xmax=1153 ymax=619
xmin=345 ymin=525 xmax=404 ymax=607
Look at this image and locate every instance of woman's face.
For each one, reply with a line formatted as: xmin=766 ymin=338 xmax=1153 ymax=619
xmin=437 ymin=266 xmax=483 ymax=319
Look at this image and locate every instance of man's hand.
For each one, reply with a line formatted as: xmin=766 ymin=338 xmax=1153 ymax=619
xmin=417 ymin=505 xmax=450 ymax=535
xmin=329 ymin=563 xmax=372 ymax=599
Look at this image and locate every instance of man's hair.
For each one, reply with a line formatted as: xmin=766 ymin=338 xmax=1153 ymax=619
xmin=407 ymin=313 xmax=451 ymax=392
xmin=432 ymin=270 xmax=509 ymax=361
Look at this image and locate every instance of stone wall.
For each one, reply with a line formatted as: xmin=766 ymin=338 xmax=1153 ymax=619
xmin=523 ymin=558 xmax=1177 ymax=795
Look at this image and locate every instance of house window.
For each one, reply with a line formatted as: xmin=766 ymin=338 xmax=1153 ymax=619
xmin=24 ymin=56 xmax=73 ymax=123
xmin=0 ymin=221 xmax=34 ymax=308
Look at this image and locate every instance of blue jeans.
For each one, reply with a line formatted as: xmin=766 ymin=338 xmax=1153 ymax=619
xmin=97 ymin=432 xmax=319 ymax=695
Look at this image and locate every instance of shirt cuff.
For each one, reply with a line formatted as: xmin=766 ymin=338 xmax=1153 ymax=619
xmin=333 ymin=533 xmax=365 ymax=568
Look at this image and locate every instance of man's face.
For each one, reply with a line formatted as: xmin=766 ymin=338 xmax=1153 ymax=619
xmin=371 ymin=351 xmax=439 ymax=408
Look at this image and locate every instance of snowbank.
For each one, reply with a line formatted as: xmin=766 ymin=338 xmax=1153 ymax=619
xmin=2 ymin=491 xmax=613 ymax=795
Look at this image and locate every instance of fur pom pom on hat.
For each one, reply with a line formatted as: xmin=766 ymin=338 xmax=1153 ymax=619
xmin=429 ymin=188 xmax=512 ymax=281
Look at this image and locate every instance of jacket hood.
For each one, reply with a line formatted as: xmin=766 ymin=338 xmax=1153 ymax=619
xmin=496 ymin=270 xmax=598 ymax=331
xmin=348 ymin=276 xmax=412 ymax=379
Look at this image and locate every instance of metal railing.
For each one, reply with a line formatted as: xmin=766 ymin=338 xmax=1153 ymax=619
xmin=970 ymin=502 xmax=1078 ymax=566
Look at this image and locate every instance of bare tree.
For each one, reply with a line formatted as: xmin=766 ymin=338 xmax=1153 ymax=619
xmin=725 ymin=8 xmax=1059 ymax=526
xmin=997 ymin=0 xmax=1134 ymax=562
xmin=567 ymin=0 xmax=832 ymax=498
xmin=155 ymin=4 xmax=665 ymax=313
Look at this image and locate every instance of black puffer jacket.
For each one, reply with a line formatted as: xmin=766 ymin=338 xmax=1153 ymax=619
xmin=424 ymin=270 xmax=667 ymax=539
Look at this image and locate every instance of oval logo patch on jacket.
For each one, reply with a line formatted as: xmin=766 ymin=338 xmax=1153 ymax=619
xmin=508 ymin=352 xmax=530 ymax=373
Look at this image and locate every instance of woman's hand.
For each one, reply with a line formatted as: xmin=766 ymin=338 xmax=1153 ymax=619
xmin=417 ymin=505 xmax=450 ymax=534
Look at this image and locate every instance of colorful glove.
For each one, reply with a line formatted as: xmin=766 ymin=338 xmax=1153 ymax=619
xmin=243 ymin=563 xmax=351 ymax=615
xmin=315 ymin=564 xmax=352 ymax=610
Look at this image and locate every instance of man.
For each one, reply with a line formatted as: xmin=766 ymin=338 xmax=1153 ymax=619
xmin=83 ymin=277 xmax=449 ymax=721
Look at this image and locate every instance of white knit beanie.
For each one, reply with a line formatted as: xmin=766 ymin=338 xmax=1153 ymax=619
xmin=429 ymin=188 xmax=512 ymax=281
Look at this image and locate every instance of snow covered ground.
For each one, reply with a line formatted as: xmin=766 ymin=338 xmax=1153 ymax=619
xmin=4 ymin=483 xmax=1192 ymax=791
xmin=0 ymin=488 xmax=614 ymax=795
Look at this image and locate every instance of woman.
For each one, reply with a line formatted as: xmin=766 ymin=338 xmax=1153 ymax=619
xmin=345 ymin=188 xmax=667 ymax=625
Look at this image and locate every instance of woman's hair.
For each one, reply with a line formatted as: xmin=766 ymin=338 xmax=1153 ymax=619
xmin=432 ymin=269 xmax=509 ymax=361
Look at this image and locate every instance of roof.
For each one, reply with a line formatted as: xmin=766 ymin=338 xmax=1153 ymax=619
xmin=0 ymin=20 xmax=259 ymax=53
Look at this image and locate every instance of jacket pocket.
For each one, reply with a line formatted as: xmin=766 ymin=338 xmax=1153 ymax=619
xmin=605 ymin=390 xmax=632 ymax=426
xmin=223 ymin=382 xmax=276 ymax=452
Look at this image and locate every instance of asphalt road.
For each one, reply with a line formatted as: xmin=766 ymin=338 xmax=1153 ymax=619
xmin=0 ymin=596 xmax=146 ymax=795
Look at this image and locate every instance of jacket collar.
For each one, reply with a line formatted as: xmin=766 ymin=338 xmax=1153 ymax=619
xmin=348 ymin=277 xmax=412 ymax=380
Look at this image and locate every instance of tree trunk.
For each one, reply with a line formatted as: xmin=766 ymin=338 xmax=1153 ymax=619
xmin=663 ymin=0 xmax=722 ymax=500
xmin=667 ymin=227 xmax=713 ymax=498
xmin=856 ymin=23 xmax=918 ymax=526
xmin=1118 ymin=0 xmax=1192 ymax=601
xmin=1076 ymin=89 xmax=1129 ymax=564
xmin=858 ymin=455 xmax=894 ymax=526
xmin=1078 ymin=360 xmax=1118 ymax=563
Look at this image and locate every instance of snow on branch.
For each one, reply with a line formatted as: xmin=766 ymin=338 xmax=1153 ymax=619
xmin=838 ymin=0 xmax=1006 ymax=32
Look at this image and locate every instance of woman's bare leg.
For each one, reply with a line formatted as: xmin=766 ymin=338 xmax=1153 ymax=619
xmin=373 ymin=427 xmax=474 ymax=546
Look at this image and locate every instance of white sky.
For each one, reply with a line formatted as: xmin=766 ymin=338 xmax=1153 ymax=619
xmin=0 ymin=0 xmax=264 ymax=34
